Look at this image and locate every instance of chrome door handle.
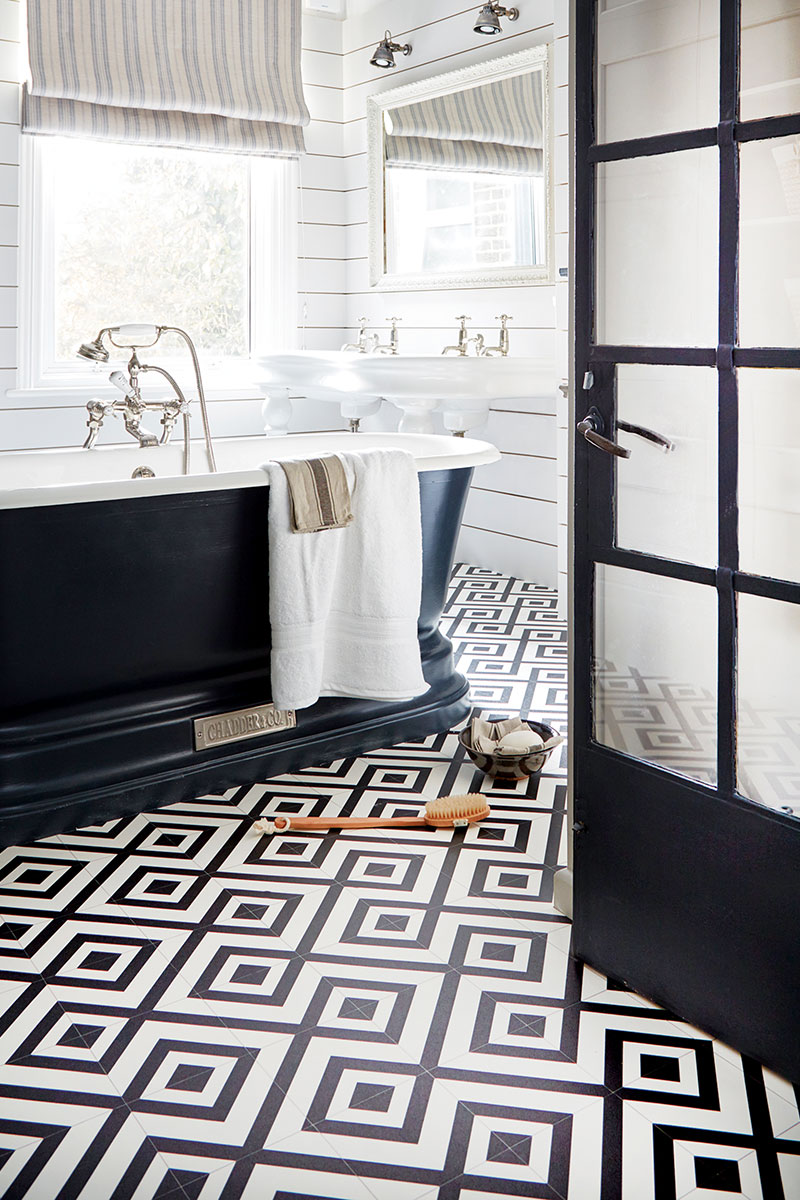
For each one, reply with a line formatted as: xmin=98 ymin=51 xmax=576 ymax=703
xmin=617 ymin=420 xmax=675 ymax=453
xmin=577 ymin=407 xmax=631 ymax=459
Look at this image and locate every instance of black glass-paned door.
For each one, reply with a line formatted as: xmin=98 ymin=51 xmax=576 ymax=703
xmin=572 ymin=0 xmax=800 ymax=1083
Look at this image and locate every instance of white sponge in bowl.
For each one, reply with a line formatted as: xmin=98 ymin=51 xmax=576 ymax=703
xmin=495 ymin=728 xmax=545 ymax=755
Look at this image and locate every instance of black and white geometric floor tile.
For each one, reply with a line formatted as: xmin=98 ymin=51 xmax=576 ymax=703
xmin=0 ymin=564 xmax=796 ymax=1199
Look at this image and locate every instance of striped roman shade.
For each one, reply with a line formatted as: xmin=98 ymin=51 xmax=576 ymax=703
xmin=385 ymin=71 xmax=543 ymax=176
xmin=23 ymin=0 xmax=311 ymax=155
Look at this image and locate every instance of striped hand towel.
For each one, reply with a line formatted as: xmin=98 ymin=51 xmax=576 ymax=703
xmin=279 ymin=455 xmax=354 ymax=533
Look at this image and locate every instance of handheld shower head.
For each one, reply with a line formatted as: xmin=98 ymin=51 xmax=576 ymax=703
xmin=77 ymin=334 xmax=110 ymax=363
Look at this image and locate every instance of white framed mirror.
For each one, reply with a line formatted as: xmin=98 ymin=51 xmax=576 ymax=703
xmin=366 ymin=45 xmax=552 ymax=291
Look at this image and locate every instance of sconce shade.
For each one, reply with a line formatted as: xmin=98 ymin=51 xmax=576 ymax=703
xmin=474 ymin=5 xmax=501 ymax=33
xmin=474 ymin=3 xmax=519 ymax=35
xmin=370 ymin=31 xmax=411 ymax=69
xmin=371 ymin=38 xmax=396 ymax=67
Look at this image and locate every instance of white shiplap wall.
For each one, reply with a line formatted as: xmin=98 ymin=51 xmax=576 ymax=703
xmin=338 ymin=0 xmax=568 ymax=588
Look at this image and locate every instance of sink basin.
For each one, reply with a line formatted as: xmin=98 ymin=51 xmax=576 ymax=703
xmin=256 ymin=352 xmax=555 ymax=434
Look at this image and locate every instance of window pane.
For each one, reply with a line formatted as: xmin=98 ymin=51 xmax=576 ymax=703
xmin=741 ymin=0 xmax=800 ymax=121
xmin=739 ymin=368 xmax=800 ymax=582
xmin=739 ymin=136 xmax=800 ymax=348
xmin=596 ymin=148 xmax=719 ymax=347
xmin=596 ymin=0 xmax=719 ymax=144
xmin=385 ymin=167 xmax=542 ymax=275
xmin=738 ymin=592 xmax=800 ymax=816
xmin=51 ymin=138 xmax=249 ymax=361
xmin=594 ymin=565 xmax=718 ymax=784
xmin=616 ymin=365 xmax=718 ymax=566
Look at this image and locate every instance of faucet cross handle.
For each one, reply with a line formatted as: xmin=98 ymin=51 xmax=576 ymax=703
xmin=357 ymin=316 xmax=369 ymax=331
xmin=495 ymin=314 xmax=513 ymax=326
xmin=83 ymin=397 xmax=113 ymax=449
xmin=456 ymin=314 xmax=472 ymax=326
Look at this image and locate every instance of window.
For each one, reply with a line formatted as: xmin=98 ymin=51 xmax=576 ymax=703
xmin=385 ymin=165 xmax=543 ymax=277
xmin=19 ymin=136 xmax=298 ymax=392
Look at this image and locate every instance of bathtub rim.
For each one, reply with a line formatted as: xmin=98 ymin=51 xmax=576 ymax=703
xmin=0 ymin=431 xmax=500 ymax=510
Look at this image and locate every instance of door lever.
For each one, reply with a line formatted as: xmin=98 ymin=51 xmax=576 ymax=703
xmin=616 ymin=420 xmax=675 ymax=453
xmin=577 ymin=407 xmax=631 ymax=459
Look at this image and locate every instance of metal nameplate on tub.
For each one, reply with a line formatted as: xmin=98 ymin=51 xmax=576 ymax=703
xmin=194 ymin=704 xmax=296 ymax=750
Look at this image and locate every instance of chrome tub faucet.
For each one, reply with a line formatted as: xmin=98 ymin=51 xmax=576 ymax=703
xmin=77 ymin=324 xmax=216 ymax=473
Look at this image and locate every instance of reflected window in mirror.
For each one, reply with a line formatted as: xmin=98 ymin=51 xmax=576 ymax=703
xmin=367 ymin=46 xmax=551 ymax=290
xmin=386 ymin=168 xmax=544 ymax=275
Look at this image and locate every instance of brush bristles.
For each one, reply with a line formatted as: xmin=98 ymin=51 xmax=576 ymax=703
xmin=424 ymin=793 xmax=490 ymax=827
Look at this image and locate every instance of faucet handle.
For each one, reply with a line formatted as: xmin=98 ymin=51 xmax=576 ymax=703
xmin=456 ymin=315 xmax=472 ymax=322
xmin=357 ymin=316 xmax=369 ymax=331
xmin=386 ymin=316 xmax=401 ymax=326
xmin=495 ymin=314 xmax=513 ymax=325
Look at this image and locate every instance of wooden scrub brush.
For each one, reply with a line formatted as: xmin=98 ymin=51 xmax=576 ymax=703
xmin=254 ymin=793 xmax=489 ymax=835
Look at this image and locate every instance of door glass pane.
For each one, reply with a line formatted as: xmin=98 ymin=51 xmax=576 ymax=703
xmin=596 ymin=148 xmax=719 ymax=347
xmin=740 ymin=137 xmax=800 ymax=348
xmin=741 ymin=0 xmax=800 ymax=121
xmin=739 ymin=368 xmax=800 ymax=582
xmin=596 ymin=0 xmax=719 ymax=144
xmin=616 ymin=365 xmax=718 ymax=566
xmin=738 ymin=592 xmax=800 ymax=816
xmin=594 ymin=565 xmax=718 ymax=784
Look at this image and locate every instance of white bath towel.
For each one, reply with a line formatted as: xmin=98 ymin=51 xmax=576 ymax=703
xmin=262 ymin=448 xmax=428 ymax=710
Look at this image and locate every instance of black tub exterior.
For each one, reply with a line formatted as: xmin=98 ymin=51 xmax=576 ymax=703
xmin=0 ymin=467 xmax=473 ymax=844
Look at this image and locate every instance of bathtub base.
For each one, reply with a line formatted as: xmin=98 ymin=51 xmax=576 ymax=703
xmin=0 ymin=678 xmax=470 ymax=847
xmin=0 ymin=465 xmax=474 ymax=847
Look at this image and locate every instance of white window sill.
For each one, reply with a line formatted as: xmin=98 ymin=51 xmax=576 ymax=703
xmin=4 ymin=381 xmax=269 ymax=408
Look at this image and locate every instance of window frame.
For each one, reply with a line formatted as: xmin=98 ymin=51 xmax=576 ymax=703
xmin=16 ymin=136 xmax=299 ymax=400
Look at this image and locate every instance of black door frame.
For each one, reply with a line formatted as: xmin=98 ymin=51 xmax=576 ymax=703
xmin=572 ymin=2 xmax=800 ymax=1083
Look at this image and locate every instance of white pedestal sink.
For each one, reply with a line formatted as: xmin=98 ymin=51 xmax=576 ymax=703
xmin=256 ymin=352 xmax=555 ymax=435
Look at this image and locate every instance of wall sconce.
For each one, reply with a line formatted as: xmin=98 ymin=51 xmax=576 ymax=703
xmin=370 ymin=31 xmax=412 ymax=69
xmin=474 ymin=3 xmax=519 ymax=34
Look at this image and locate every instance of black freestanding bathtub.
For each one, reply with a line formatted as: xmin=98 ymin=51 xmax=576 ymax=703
xmin=0 ymin=432 xmax=499 ymax=845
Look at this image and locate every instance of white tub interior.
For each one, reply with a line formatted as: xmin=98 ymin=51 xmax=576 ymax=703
xmin=0 ymin=432 xmax=500 ymax=510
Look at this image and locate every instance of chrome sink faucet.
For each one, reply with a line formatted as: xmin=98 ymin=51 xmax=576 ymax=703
xmin=341 ymin=317 xmax=378 ymax=354
xmin=442 ymin=315 xmax=473 ymax=356
xmin=374 ymin=317 xmax=401 ymax=355
xmin=482 ymin=314 xmax=513 ymax=357
xmin=77 ymin=324 xmax=217 ymax=472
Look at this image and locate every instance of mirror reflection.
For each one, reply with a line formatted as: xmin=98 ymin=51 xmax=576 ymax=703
xmin=368 ymin=48 xmax=550 ymax=289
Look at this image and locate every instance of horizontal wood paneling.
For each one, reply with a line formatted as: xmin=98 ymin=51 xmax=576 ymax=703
xmin=340 ymin=0 xmax=564 ymax=587
xmin=458 ymin=524 xmax=558 ymax=589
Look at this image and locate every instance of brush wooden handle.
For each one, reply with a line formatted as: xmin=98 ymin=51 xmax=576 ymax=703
xmin=255 ymin=814 xmax=427 ymax=833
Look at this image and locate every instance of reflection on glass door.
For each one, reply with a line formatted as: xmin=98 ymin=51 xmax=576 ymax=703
xmin=616 ymin=365 xmax=718 ymax=566
xmin=594 ymin=566 xmax=718 ymax=784
xmin=595 ymin=150 xmax=719 ymax=347
xmin=739 ymin=368 xmax=800 ymax=582
xmin=738 ymin=593 xmax=800 ymax=813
